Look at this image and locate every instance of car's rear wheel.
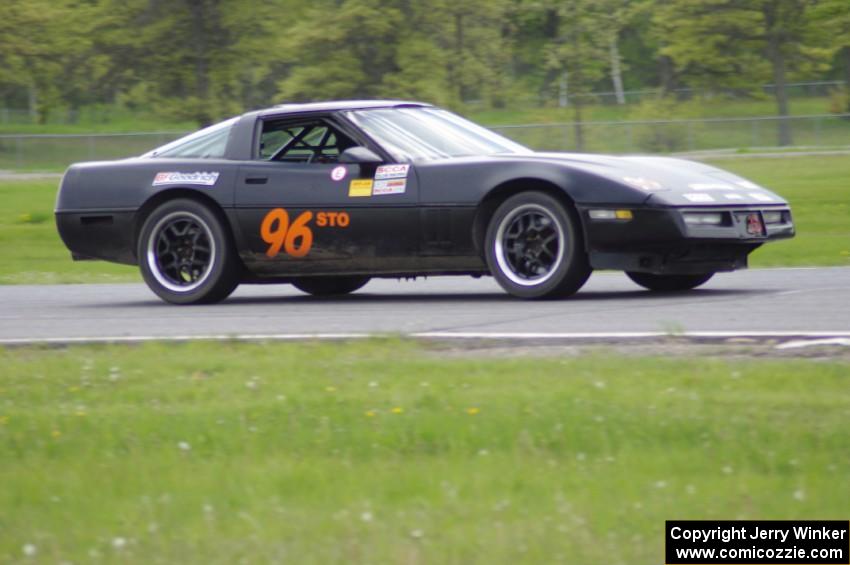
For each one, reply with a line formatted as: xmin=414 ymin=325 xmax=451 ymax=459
xmin=138 ymin=198 xmax=240 ymax=304
xmin=291 ymin=276 xmax=370 ymax=296
xmin=485 ymin=191 xmax=591 ymax=299
xmin=626 ymin=271 xmax=714 ymax=292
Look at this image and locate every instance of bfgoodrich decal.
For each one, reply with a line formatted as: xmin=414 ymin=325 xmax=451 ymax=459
xmin=153 ymin=172 xmax=220 ymax=186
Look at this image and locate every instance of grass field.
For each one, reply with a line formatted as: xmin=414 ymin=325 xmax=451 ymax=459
xmin=0 ymin=341 xmax=848 ymax=563
xmin=0 ymin=180 xmax=135 ymax=284
xmin=1 ymin=154 xmax=847 ymax=285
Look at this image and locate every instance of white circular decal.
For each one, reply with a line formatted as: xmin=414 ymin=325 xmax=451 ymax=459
xmin=331 ymin=166 xmax=347 ymax=182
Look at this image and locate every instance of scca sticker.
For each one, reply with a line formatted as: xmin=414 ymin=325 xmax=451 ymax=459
xmin=153 ymin=171 xmax=219 ymax=186
xmin=375 ymin=164 xmax=409 ymax=180
xmin=260 ymin=208 xmax=350 ymax=258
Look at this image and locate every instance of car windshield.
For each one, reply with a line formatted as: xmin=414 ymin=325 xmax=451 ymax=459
xmin=345 ymin=107 xmax=530 ymax=162
xmin=143 ymin=117 xmax=238 ymax=159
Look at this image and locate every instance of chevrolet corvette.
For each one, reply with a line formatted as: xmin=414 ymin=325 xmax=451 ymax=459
xmin=55 ymin=100 xmax=795 ymax=304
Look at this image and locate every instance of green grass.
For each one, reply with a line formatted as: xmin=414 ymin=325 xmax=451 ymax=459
xmin=1 ymin=155 xmax=847 ymax=285
xmin=714 ymin=156 xmax=850 ymax=267
xmin=0 ymin=341 xmax=848 ymax=563
xmin=0 ymin=180 xmax=136 ymax=284
xmin=468 ymin=96 xmax=840 ymax=125
xmin=0 ymin=107 xmax=196 ymax=135
xmin=1 ymin=96 xmax=836 ymax=136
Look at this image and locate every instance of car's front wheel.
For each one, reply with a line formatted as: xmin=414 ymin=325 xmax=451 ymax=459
xmin=626 ymin=272 xmax=714 ymax=292
xmin=485 ymin=191 xmax=591 ymax=299
xmin=291 ymin=276 xmax=370 ymax=296
xmin=138 ymin=198 xmax=240 ymax=304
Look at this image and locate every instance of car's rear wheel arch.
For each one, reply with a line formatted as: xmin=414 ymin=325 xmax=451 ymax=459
xmin=133 ymin=189 xmax=232 ymax=261
xmin=473 ymin=179 xmax=579 ymax=257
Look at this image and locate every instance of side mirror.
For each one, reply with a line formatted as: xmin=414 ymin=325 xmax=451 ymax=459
xmin=339 ymin=146 xmax=383 ymax=165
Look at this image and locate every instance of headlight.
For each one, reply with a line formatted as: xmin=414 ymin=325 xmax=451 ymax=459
xmin=762 ymin=211 xmax=783 ymax=224
xmin=683 ymin=212 xmax=725 ymax=226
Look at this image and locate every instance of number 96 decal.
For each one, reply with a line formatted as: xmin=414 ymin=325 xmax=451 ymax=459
xmin=260 ymin=208 xmax=349 ymax=258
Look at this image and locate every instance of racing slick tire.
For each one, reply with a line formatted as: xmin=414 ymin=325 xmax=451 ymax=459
xmin=626 ymin=271 xmax=714 ymax=292
xmin=138 ymin=198 xmax=240 ymax=305
xmin=485 ymin=191 xmax=591 ymax=299
xmin=292 ymin=276 xmax=370 ymax=296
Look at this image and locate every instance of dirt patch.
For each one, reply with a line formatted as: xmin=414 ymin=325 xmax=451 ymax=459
xmin=0 ymin=170 xmax=63 ymax=182
xmin=424 ymin=337 xmax=850 ymax=361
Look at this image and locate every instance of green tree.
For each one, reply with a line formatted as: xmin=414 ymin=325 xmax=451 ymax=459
xmin=531 ymin=0 xmax=612 ymax=149
xmin=95 ymin=0 xmax=277 ymax=125
xmin=656 ymin=0 xmax=832 ymax=146
xmin=811 ymin=0 xmax=850 ymax=112
xmin=0 ymin=1 xmax=99 ymax=123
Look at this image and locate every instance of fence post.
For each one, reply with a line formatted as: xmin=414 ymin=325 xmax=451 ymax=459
xmin=88 ymin=135 xmax=96 ymax=160
xmin=15 ymin=137 xmax=23 ymax=170
xmin=687 ymin=121 xmax=695 ymax=151
xmin=815 ymin=116 xmax=822 ymax=146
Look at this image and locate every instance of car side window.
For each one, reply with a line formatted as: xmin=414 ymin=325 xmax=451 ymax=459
xmin=150 ymin=118 xmax=236 ymax=159
xmin=258 ymin=119 xmax=355 ymax=164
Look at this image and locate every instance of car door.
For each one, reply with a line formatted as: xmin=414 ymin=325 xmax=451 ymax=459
xmin=233 ymin=115 xmax=421 ymax=276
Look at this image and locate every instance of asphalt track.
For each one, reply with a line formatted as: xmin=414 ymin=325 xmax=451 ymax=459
xmin=1 ymin=267 xmax=848 ymax=344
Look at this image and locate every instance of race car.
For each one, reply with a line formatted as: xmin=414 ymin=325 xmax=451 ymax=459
xmin=55 ymin=100 xmax=795 ymax=304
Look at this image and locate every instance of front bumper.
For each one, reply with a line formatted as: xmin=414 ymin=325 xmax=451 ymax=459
xmin=578 ymin=205 xmax=794 ymax=274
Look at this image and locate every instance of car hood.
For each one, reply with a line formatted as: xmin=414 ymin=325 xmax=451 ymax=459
xmin=523 ymin=152 xmax=788 ymax=207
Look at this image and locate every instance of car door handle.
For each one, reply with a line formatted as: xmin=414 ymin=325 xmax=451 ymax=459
xmin=245 ymin=176 xmax=268 ymax=185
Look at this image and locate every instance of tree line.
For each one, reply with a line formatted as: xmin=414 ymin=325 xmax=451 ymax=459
xmin=1 ymin=0 xmax=849 ymax=140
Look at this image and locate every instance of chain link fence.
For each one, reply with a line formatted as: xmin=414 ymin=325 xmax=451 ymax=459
xmin=0 ymin=132 xmax=187 ymax=172
xmin=1 ymin=114 xmax=849 ymax=172
xmin=491 ymin=114 xmax=850 ymax=154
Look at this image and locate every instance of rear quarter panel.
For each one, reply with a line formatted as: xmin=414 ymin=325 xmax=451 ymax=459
xmin=56 ymin=158 xmax=238 ymax=212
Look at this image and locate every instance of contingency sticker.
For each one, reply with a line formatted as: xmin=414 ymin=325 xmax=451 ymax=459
xmin=153 ymin=171 xmax=219 ymax=186
xmin=623 ymin=177 xmax=664 ymax=191
xmin=688 ymin=183 xmax=735 ymax=191
xmin=373 ymin=179 xmax=407 ymax=195
xmin=749 ymin=193 xmax=774 ymax=202
xmin=375 ymin=164 xmax=410 ymax=180
xmin=331 ymin=166 xmax=347 ymax=182
xmin=683 ymin=193 xmax=715 ymax=203
xmin=349 ymin=179 xmax=373 ymax=197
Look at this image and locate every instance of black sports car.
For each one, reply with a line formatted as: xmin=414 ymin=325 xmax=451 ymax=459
xmin=56 ymin=100 xmax=795 ymax=304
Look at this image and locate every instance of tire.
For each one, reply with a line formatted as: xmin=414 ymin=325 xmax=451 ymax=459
xmin=626 ymin=271 xmax=714 ymax=292
xmin=291 ymin=275 xmax=370 ymax=296
xmin=484 ymin=191 xmax=591 ymax=299
xmin=137 ymin=198 xmax=240 ymax=304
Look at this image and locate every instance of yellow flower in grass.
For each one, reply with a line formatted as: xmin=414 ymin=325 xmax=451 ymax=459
xmin=325 ymin=386 xmax=337 ymax=393
xmin=364 ymin=410 xmax=376 ymax=418
xmin=466 ymin=407 xmax=480 ymax=416
xmin=0 ymin=415 xmax=8 ymax=425
xmin=391 ymin=407 xmax=404 ymax=414
xmin=51 ymin=430 xmax=62 ymax=438
xmin=75 ymin=410 xmax=87 ymax=417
